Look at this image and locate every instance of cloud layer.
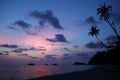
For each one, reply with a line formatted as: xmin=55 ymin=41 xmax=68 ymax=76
xmin=46 ymin=34 xmax=67 ymax=43
xmin=0 ymin=44 xmax=18 ymax=48
xmin=85 ymin=42 xmax=104 ymax=49
xmin=82 ymin=16 xmax=100 ymax=26
xmin=13 ymin=20 xmax=31 ymax=29
xmin=29 ymin=10 xmax=64 ymax=30
xmin=110 ymin=12 xmax=120 ymax=24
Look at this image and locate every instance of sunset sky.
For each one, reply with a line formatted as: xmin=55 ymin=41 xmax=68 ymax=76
xmin=0 ymin=0 xmax=120 ymax=65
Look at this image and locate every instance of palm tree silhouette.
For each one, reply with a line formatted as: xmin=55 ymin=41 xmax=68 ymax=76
xmin=97 ymin=3 xmax=120 ymax=40
xmin=89 ymin=26 xmax=107 ymax=48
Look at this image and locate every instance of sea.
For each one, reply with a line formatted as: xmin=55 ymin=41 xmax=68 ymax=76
xmin=0 ymin=65 xmax=96 ymax=80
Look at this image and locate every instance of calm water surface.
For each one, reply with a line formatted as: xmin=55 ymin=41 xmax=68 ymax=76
xmin=0 ymin=65 xmax=96 ymax=80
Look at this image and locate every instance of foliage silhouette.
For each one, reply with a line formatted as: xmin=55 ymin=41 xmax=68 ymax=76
xmin=97 ymin=3 xmax=120 ymax=40
xmin=89 ymin=3 xmax=120 ymax=65
xmin=89 ymin=26 xmax=107 ymax=48
xmin=89 ymin=41 xmax=120 ymax=65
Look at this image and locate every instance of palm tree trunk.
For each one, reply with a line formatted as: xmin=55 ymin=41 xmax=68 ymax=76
xmin=95 ymin=35 xmax=107 ymax=48
xmin=106 ymin=19 xmax=120 ymax=40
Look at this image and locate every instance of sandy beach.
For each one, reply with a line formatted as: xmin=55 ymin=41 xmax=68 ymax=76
xmin=28 ymin=65 xmax=120 ymax=80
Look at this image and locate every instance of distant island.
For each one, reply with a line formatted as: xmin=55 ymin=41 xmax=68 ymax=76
xmin=52 ymin=63 xmax=58 ymax=66
xmin=28 ymin=63 xmax=35 ymax=66
xmin=45 ymin=64 xmax=48 ymax=66
xmin=74 ymin=62 xmax=86 ymax=65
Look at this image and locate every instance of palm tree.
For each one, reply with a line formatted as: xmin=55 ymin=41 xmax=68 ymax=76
xmin=97 ymin=3 xmax=120 ymax=40
xmin=89 ymin=26 xmax=107 ymax=48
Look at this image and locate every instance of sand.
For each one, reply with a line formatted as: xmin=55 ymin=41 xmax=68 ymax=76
xmin=28 ymin=65 xmax=120 ymax=80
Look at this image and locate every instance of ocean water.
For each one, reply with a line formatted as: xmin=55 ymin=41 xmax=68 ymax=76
xmin=0 ymin=65 xmax=96 ymax=80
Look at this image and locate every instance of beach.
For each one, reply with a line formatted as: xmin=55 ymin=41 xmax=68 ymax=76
xmin=28 ymin=65 xmax=120 ymax=80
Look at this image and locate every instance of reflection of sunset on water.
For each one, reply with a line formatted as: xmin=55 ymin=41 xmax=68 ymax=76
xmin=22 ymin=65 xmax=53 ymax=79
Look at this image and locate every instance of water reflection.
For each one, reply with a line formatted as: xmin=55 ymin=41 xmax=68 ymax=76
xmin=0 ymin=65 xmax=96 ymax=80
xmin=21 ymin=65 xmax=52 ymax=79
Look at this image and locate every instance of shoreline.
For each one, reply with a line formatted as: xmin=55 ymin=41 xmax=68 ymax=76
xmin=28 ymin=65 xmax=120 ymax=80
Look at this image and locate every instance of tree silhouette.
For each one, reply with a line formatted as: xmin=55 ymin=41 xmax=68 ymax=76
xmin=97 ymin=3 xmax=120 ymax=40
xmin=89 ymin=26 xmax=107 ymax=48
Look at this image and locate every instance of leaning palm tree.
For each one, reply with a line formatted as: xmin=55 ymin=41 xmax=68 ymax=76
xmin=97 ymin=3 xmax=120 ymax=40
xmin=89 ymin=26 xmax=107 ymax=48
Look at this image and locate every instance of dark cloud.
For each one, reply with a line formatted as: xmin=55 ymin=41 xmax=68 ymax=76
xmin=76 ymin=53 xmax=90 ymax=59
xmin=110 ymin=12 xmax=120 ymax=24
xmin=46 ymin=34 xmax=67 ymax=43
xmin=62 ymin=54 xmax=73 ymax=60
xmin=24 ymin=31 xmax=38 ymax=35
xmin=0 ymin=52 xmax=4 ymax=55
xmin=13 ymin=20 xmax=31 ymax=29
xmin=73 ymin=45 xmax=79 ymax=48
xmin=29 ymin=47 xmax=37 ymax=50
xmin=29 ymin=10 xmax=64 ymax=30
xmin=18 ymin=54 xmax=28 ymax=57
xmin=44 ymin=55 xmax=57 ymax=60
xmin=62 ymin=54 xmax=71 ymax=59
xmin=85 ymin=41 xmax=104 ymax=49
xmin=29 ymin=47 xmax=46 ymax=51
xmin=62 ymin=56 xmax=72 ymax=60
xmin=0 ymin=52 xmax=9 ymax=55
xmin=38 ymin=49 xmax=46 ymax=51
xmin=7 ymin=26 xmax=17 ymax=30
xmin=46 ymin=38 xmax=57 ymax=42
xmin=39 ymin=46 xmax=45 ymax=48
xmin=82 ymin=16 xmax=100 ymax=26
xmin=62 ymin=48 xmax=71 ymax=52
xmin=30 ymin=56 xmax=38 ymax=59
xmin=18 ymin=53 xmax=38 ymax=59
xmin=105 ymin=35 xmax=118 ymax=45
xmin=3 ymin=51 xmax=9 ymax=54
xmin=0 ymin=44 xmax=18 ymax=48
xmin=39 ymin=21 xmax=46 ymax=26
xmin=8 ymin=20 xmax=38 ymax=36
xmin=12 ymin=48 xmax=28 ymax=53
xmin=63 ymin=54 xmax=69 ymax=56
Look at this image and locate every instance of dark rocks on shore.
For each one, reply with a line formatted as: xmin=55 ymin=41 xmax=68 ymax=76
xmin=89 ymin=41 xmax=120 ymax=65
